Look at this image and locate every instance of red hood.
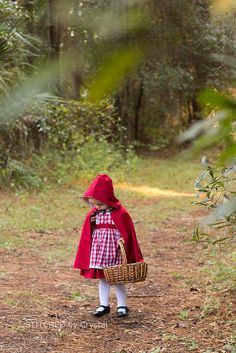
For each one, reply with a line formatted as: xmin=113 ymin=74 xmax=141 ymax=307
xmin=83 ymin=174 xmax=121 ymax=208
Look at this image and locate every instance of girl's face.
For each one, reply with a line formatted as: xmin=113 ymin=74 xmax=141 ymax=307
xmin=88 ymin=197 xmax=109 ymax=211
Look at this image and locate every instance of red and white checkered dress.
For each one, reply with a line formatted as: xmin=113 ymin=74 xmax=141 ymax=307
xmin=90 ymin=211 xmax=122 ymax=268
xmin=80 ymin=210 xmax=122 ymax=279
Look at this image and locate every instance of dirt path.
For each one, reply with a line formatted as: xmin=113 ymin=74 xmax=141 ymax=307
xmin=0 ymin=208 xmax=235 ymax=353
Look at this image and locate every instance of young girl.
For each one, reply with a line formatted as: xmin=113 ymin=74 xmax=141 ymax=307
xmin=73 ymin=174 xmax=144 ymax=318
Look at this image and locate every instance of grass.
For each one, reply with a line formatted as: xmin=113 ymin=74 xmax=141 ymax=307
xmin=0 ymin=152 xmax=203 ymax=272
xmin=1 ymin=152 xmax=234 ymax=295
xmin=185 ymin=339 xmax=198 ymax=351
xmin=224 ymin=336 xmax=236 ymax=353
xmin=178 ymin=309 xmax=189 ymax=320
xmin=3 ymin=290 xmax=49 ymax=309
xmin=9 ymin=323 xmax=29 ymax=333
xmin=198 ymin=247 xmax=236 ymax=299
xmin=200 ymin=297 xmax=221 ymax=318
xmin=69 ymin=291 xmax=81 ymax=300
xmin=43 ymin=242 xmax=75 ymax=263
xmin=162 ymin=333 xmax=178 ymax=341
xmin=0 ymin=188 xmax=87 ymax=232
xmin=170 ymin=271 xmax=185 ymax=280
xmin=0 ymin=153 xmax=202 ymax=235
xmin=0 ymin=231 xmax=25 ymax=250
xmin=149 ymin=349 xmax=161 ymax=353
xmin=0 ymin=150 xmax=235 ymax=353
xmin=0 ymin=271 xmax=7 ymax=279
xmin=116 ymin=151 xmax=201 ymax=193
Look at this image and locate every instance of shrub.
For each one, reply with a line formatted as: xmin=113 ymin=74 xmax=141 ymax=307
xmin=0 ymin=97 xmax=128 ymax=189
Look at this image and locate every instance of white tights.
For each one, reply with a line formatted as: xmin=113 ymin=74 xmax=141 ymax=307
xmin=98 ymin=278 xmax=127 ymax=307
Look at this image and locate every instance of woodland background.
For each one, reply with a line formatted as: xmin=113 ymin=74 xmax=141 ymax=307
xmin=0 ymin=1 xmax=236 ymax=352
xmin=0 ymin=0 xmax=235 ymax=188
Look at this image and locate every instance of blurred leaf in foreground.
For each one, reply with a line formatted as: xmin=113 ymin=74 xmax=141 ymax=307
xmin=211 ymin=0 xmax=236 ymax=14
xmin=87 ymin=46 xmax=143 ymax=103
xmin=178 ymin=89 xmax=236 ymax=164
xmin=0 ymin=0 xmax=147 ymax=124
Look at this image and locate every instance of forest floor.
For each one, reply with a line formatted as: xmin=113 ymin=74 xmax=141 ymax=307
xmin=0 ymin=154 xmax=235 ymax=353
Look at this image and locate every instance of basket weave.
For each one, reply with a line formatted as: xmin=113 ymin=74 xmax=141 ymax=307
xmin=103 ymin=238 xmax=148 ymax=284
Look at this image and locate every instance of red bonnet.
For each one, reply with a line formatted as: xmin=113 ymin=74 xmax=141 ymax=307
xmin=83 ymin=174 xmax=120 ymax=208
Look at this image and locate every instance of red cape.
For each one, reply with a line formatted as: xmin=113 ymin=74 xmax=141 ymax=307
xmin=73 ymin=174 xmax=144 ymax=269
xmin=73 ymin=206 xmax=144 ymax=269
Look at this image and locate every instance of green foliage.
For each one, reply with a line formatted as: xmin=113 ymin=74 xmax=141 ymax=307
xmin=44 ymin=98 xmax=123 ymax=151
xmin=87 ymin=45 xmax=143 ymax=103
xmin=125 ymin=1 xmax=236 ymax=144
xmin=181 ymin=84 xmax=236 ymax=289
xmin=0 ymin=159 xmax=43 ymax=189
xmin=0 ymin=97 xmax=128 ymax=189
xmin=180 ymin=89 xmax=236 ymax=163
xmin=191 ymin=157 xmax=236 ymax=245
xmin=0 ymin=0 xmax=147 ymax=126
xmin=0 ymin=138 xmax=135 ymax=190
xmin=181 ymin=88 xmax=236 ymax=249
xmin=195 ymin=90 xmax=235 ymax=165
xmin=190 ymin=156 xmax=236 ymax=289
xmin=0 ymin=0 xmax=42 ymax=95
xmin=1 ymin=0 xmax=235 ymax=148
xmin=0 ymin=0 xmax=235 ymax=190
xmin=31 ymin=138 xmax=135 ymax=188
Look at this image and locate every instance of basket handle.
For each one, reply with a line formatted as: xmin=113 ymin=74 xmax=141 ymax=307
xmin=118 ymin=237 xmax=127 ymax=265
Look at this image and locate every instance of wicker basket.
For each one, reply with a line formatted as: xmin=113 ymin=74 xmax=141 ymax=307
xmin=103 ymin=237 xmax=148 ymax=284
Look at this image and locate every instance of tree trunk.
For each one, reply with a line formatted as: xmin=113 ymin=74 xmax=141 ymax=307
xmin=191 ymin=96 xmax=202 ymax=121
xmin=114 ymin=80 xmax=131 ymax=146
xmin=71 ymin=0 xmax=82 ymax=98
xmin=24 ymin=0 xmax=34 ymax=65
xmin=72 ymin=69 xmax=83 ymax=99
xmin=47 ymin=0 xmax=61 ymax=94
xmin=134 ymin=77 xmax=144 ymax=141
xmin=187 ymin=96 xmax=202 ymax=124
xmin=24 ymin=0 xmax=34 ymax=35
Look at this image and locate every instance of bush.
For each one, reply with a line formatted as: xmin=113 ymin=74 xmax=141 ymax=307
xmin=192 ymin=156 xmax=236 ymax=246
xmin=0 ymin=97 xmax=129 ymax=189
xmin=190 ymin=156 xmax=236 ymax=290
xmin=1 ymin=138 xmax=137 ymax=190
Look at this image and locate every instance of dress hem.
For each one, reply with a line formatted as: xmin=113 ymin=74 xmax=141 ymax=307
xmin=80 ymin=268 xmax=105 ymax=279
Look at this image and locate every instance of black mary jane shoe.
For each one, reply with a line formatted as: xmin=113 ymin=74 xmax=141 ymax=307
xmin=117 ymin=306 xmax=130 ymax=318
xmin=92 ymin=305 xmax=111 ymax=317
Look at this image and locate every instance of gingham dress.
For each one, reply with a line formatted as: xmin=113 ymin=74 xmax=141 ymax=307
xmin=80 ymin=210 xmax=122 ymax=279
xmin=89 ymin=210 xmax=122 ymax=268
